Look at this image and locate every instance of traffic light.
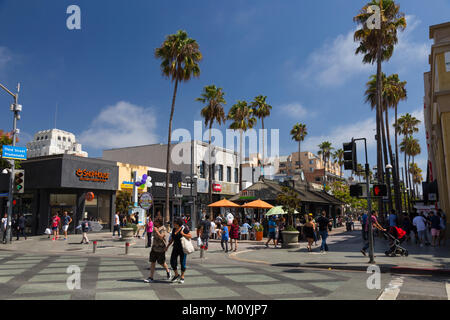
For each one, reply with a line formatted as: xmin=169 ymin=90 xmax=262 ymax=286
xmin=372 ymin=184 xmax=387 ymax=197
xmin=14 ymin=170 xmax=24 ymax=194
xmin=343 ymin=140 xmax=357 ymax=171
xmin=350 ymin=184 xmax=363 ymax=197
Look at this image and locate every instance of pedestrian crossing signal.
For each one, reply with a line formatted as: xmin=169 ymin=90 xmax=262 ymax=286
xmin=350 ymin=184 xmax=363 ymax=197
xmin=372 ymin=184 xmax=387 ymax=197
xmin=14 ymin=170 xmax=25 ymax=194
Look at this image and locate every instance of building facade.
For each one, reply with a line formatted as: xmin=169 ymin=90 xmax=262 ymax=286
xmin=424 ymin=22 xmax=450 ymax=228
xmin=26 ymin=129 xmax=88 ymax=158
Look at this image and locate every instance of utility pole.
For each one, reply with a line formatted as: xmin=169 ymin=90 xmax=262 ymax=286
xmin=0 ymin=82 xmax=21 ymax=244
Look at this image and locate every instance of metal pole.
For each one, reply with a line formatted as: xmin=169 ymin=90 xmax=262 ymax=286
xmin=5 ymin=85 xmax=19 ymax=244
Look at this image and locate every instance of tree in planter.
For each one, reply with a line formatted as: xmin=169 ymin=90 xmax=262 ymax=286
xmin=115 ymin=190 xmax=132 ymax=215
xmin=276 ymin=187 xmax=302 ymax=230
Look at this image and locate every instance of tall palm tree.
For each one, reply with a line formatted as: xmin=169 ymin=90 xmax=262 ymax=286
xmin=252 ymin=95 xmax=272 ymax=173
xmin=155 ymin=30 xmax=202 ymax=225
xmin=354 ymin=0 xmax=406 ymax=216
xmin=228 ymin=100 xmax=257 ymax=191
xmin=409 ymin=163 xmax=423 ymax=199
xmin=332 ymin=149 xmax=344 ymax=178
xmin=318 ymin=141 xmax=334 ymax=188
xmin=407 ymin=138 xmax=421 ymax=199
xmin=197 ymin=85 xmax=226 ymax=214
xmin=290 ymin=123 xmax=308 ymax=171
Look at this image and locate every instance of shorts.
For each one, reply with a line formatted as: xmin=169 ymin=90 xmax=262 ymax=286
xmin=149 ymin=250 xmax=166 ymax=265
xmin=431 ymin=228 xmax=440 ymax=237
xmin=268 ymin=231 xmax=276 ymax=239
xmin=52 ymin=226 xmax=58 ymax=231
xmin=63 ymin=225 xmax=69 ymax=232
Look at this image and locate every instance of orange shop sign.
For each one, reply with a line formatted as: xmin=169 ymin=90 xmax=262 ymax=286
xmin=75 ymin=169 xmax=110 ymax=182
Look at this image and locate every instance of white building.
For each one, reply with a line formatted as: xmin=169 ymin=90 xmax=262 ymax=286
xmin=26 ymin=129 xmax=88 ymax=158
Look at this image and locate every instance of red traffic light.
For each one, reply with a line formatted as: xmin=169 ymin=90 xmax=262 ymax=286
xmin=372 ymin=184 xmax=387 ymax=197
xmin=13 ymin=200 xmax=17 ymax=206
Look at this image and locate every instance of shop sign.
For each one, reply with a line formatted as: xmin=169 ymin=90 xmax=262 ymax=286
xmin=121 ymin=181 xmax=145 ymax=190
xmin=139 ymin=192 xmax=153 ymax=210
xmin=213 ymin=184 xmax=222 ymax=192
xmin=239 ymin=190 xmax=256 ymax=200
xmin=75 ymin=169 xmax=110 ymax=182
xmin=2 ymin=145 xmax=27 ymax=160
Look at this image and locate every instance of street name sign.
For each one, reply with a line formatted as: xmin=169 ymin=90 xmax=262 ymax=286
xmin=1 ymin=145 xmax=27 ymax=160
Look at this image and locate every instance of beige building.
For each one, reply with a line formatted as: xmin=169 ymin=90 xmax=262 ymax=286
xmin=278 ymin=151 xmax=342 ymax=178
xmin=424 ymin=22 xmax=450 ymax=229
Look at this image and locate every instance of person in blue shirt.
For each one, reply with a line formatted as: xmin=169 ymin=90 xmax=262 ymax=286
xmin=389 ymin=209 xmax=398 ymax=228
xmin=265 ymin=216 xmax=277 ymax=248
xmin=217 ymin=223 xmax=229 ymax=253
xmin=361 ymin=212 xmax=368 ymax=241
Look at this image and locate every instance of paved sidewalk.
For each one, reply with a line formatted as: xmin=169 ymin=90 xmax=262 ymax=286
xmin=229 ymin=224 xmax=450 ymax=275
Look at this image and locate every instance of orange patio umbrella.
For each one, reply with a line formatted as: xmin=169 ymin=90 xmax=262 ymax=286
xmin=241 ymin=199 xmax=274 ymax=209
xmin=208 ymin=199 xmax=240 ymax=208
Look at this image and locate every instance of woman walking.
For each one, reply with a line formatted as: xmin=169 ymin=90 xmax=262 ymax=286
xmin=229 ymin=218 xmax=240 ymax=252
xmin=145 ymin=215 xmax=154 ymax=248
xmin=166 ymin=218 xmax=192 ymax=284
xmin=276 ymin=217 xmax=286 ymax=247
xmin=304 ymin=216 xmax=316 ymax=252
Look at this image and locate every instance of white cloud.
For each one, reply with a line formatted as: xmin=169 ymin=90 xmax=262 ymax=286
xmin=279 ymin=102 xmax=310 ymax=119
xmin=301 ymin=117 xmax=376 ymax=154
xmin=79 ymin=101 xmax=159 ymax=150
xmin=296 ymin=15 xmax=429 ymax=87
xmin=0 ymin=47 xmax=11 ymax=69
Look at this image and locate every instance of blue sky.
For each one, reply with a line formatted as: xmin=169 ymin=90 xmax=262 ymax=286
xmin=0 ymin=0 xmax=449 ymax=179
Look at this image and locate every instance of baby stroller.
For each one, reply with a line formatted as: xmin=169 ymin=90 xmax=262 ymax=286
xmin=384 ymin=226 xmax=409 ymax=257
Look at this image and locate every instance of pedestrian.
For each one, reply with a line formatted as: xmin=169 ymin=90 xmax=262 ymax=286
xmin=275 ymin=217 xmax=285 ymax=247
xmin=229 ymin=218 xmax=239 ymax=252
xmin=144 ymin=218 xmax=171 ymax=283
xmin=401 ymin=212 xmax=412 ymax=243
xmin=361 ymin=211 xmax=386 ymax=256
xmin=51 ymin=211 xmax=61 ymax=241
xmin=199 ymin=215 xmax=211 ymax=251
xmin=304 ymin=216 xmax=316 ymax=252
xmin=316 ymin=210 xmax=331 ymax=253
xmin=1 ymin=213 xmax=8 ymax=244
xmin=166 ymin=217 xmax=192 ymax=284
xmin=62 ymin=211 xmax=72 ymax=241
xmin=241 ymin=219 xmax=251 ymax=241
xmin=438 ymin=211 xmax=446 ymax=247
xmin=413 ymin=213 xmax=428 ymax=247
xmin=210 ymin=220 xmax=217 ymax=240
xmin=217 ymin=222 xmax=229 ymax=252
xmin=429 ymin=211 xmax=441 ymax=247
xmin=265 ymin=216 xmax=277 ymax=248
xmin=113 ymin=212 xmax=121 ymax=238
xmin=145 ymin=215 xmax=153 ymax=248
xmin=389 ymin=209 xmax=398 ymax=228
xmin=361 ymin=212 xmax=368 ymax=241
xmin=79 ymin=215 xmax=90 ymax=244
xmin=16 ymin=213 xmax=27 ymax=241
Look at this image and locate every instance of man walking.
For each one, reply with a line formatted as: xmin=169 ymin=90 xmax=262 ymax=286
xmin=361 ymin=211 xmax=386 ymax=256
xmin=413 ymin=212 xmax=428 ymax=247
xmin=51 ymin=211 xmax=61 ymax=241
xmin=361 ymin=212 xmax=368 ymax=241
xmin=113 ymin=212 xmax=121 ymax=238
xmin=316 ymin=210 xmax=331 ymax=253
xmin=16 ymin=214 xmax=27 ymax=241
xmin=80 ymin=215 xmax=90 ymax=245
xmin=62 ymin=211 xmax=72 ymax=241
xmin=389 ymin=209 xmax=398 ymax=228
xmin=144 ymin=218 xmax=171 ymax=283
xmin=429 ymin=211 xmax=441 ymax=247
xmin=265 ymin=216 xmax=277 ymax=248
xmin=199 ymin=214 xmax=211 ymax=251
xmin=1 ymin=213 xmax=8 ymax=244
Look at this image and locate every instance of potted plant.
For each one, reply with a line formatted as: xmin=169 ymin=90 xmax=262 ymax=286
xmin=254 ymin=224 xmax=264 ymax=241
xmin=276 ymin=187 xmax=301 ymax=248
xmin=120 ymin=222 xmax=136 ymax=242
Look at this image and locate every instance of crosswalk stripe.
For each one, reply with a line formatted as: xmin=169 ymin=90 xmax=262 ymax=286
xmin=378 ymin=277 xmax=404 ymax=300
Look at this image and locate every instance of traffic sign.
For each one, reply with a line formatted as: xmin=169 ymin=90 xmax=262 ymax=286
xmin=372 ymin=184 xmax=387 ymax=197
xmin=2 ymin=145 xmax=27 ymax=160
xmin=139 ymin=192 xmax=153 ymax=210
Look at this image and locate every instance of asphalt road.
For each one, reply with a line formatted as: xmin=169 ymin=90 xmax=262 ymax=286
xmin=0 ymin=249 xmax=448 ymax=300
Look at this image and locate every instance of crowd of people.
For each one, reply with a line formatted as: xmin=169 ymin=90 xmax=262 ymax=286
xmin=1 ymin=212 xmax=27 ymax=244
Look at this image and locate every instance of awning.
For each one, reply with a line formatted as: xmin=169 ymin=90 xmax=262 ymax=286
xmin=265 ymin=206 xmax=299 ymax=216
xmin=208 ymin=199 xmax=240 ymax=208
xmin=241 ymin=199 xmax=274 ymax=209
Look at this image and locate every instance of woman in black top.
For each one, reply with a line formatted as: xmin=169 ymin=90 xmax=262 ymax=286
xmin=166 ymin=218 xmax=192 ymax=284
xmin=303 ymin=216 xmax=316 ymax=252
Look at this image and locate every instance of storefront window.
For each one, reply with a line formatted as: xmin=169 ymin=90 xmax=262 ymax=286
xmin=98 ymin=193 xmax=111 ymax=227
xmin=50 ymin=194 xmax=77 ymax=206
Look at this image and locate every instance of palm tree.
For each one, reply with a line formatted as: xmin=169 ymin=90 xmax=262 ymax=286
xmin=197 ymin=85 xmax=226 ymax=214
xmin=155 ymin=30 xmax=202 ymax=225
xmin=356 ymin=164 xmax=365 ymax=182
xmin=228 ymin=100 xmax=257 ymax=191
xmin=332 ymin=149 xmax=344 ymax=178
xmin=290 ymin=123 xmax=308 ymax=171
xmin=407 ymin=138 xmax=421 ymax=199
xmin=354 ymin=0 xmax=407 ymax=216
xmin=318 ymin=141 xmax=334 ymax=188
xmin=410 ymin=163 xmax=423 ymax=199
xmin=252 ymin=95 xmax=272 ymax=173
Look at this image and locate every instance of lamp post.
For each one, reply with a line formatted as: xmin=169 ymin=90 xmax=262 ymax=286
xmin=0 ymin=83 xmax=21 ymax=244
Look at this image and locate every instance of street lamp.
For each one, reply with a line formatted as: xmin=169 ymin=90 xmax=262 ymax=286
xmin=0 ymin=82 xmax=21 ymax=244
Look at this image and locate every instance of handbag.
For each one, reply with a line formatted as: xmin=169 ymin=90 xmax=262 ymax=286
xmin=180 ymin=227 xmax=195 ymax=254
xmin=44 ymin=228 xmax=51 ymax=235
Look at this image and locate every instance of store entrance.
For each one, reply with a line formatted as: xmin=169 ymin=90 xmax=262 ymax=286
xmin=50 ymin=206 xmax=77 ymax=233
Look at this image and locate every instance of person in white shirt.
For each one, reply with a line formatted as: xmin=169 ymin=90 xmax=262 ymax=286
xmin=2 ymin=213 xmax=9 ymax=244
xmin=413 ymin=213 xmax=427 ymax=247
xmin=210 ymin=220 xmax=216 ymax=239
xmin=113 ymin=212 xmax=121 ymax=238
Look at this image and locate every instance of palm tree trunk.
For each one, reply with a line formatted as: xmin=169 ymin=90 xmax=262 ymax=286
xmin=385 ymin=107 xmax=401 ymax=213
xmin=261 ymin=118 xmax=265 ymax=176
xmin=165 ymin=78 xmax=179 ymax=226
xmin=395 ymin=106 xmax=400 ymax=190
xmin=208 ymin=123 xmax=213 ymax=216
xmin=404 ymin=151 xmax=410 ymax=212
xmin=376 ymin=47 xmax=384 ymax=218
xmin=380 ymin=107 xmax=393 ymax=213
xmin=239 ymin=129 xmax=243 ymax=191
xmin=298 ymin=140 xmax=301 ymax=170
